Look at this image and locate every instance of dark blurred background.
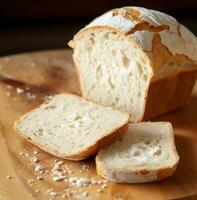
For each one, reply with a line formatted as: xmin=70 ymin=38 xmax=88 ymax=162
xmin=0 ymin=0 xmax=197 ymax=56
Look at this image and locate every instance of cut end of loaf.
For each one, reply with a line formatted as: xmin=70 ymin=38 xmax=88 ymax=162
xmin=96 ymin=122 xmax=179 ymax=183
xmin=14 ymin=93 xmax=129 ymax=160
xmin=70 ymin=27 xmax=153 ymax=122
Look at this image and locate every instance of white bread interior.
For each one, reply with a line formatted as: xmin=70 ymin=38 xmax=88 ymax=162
xmin=69 ymin=7 xmax=197 ymax=122
xmin=96 ymin=122 xmax=179 ymax=183
xmin=14 ymin=93 xmax=129 ymax=160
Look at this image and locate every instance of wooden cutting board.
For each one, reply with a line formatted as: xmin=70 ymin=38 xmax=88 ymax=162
xmin=0 ymin=49 xmax=196 ymax=200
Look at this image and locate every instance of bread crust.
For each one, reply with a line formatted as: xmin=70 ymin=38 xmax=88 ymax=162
xmin=96 ymin=122 xmax=179 ymax=183
xmin=143 ymin=70 xmax=197 ymax=121
xmin=14 ymin=93 xmax=129 ymax=161
xmin=69 ymin=7 xmax=197 ymax=122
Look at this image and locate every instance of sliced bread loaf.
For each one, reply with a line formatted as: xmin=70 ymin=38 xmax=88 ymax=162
xmin=69 ymin=6 xmax=197 ymax=122
xmin=96 ymin=122 xmax=179 ymax=183
xmin=14 ymin=93 xmax=129 ymax=161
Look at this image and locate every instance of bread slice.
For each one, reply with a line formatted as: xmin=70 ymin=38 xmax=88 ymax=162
xmin=96 ymin=122 xmax=179 ymax=183
xmin=69 ymin=7 xmax=197 ymax=122
xmin=14 ymin=93 xmax=129 ymax=161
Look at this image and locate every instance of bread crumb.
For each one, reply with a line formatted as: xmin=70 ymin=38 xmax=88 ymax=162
xmin=32 ymin=156 xmax=39 ymax=163
xmin=82 ymin=191 xmax=89 ymax=197
xmin=26 ymin=92 xmax=36 ymax=100
xmin=16 ymin=88 xmax=24 ymax=94
xmin=33 ymin=150 xmax=39 ymax=155
xmin=36 ymin=176 xmax=43 ymax=180
xmin=28 ymin=179 xmax=34 ymax=184
xmin=68 ymin=177 xmax=91 ymax=187
xmin=49 ymin=191 xmax=57 ymax=197
xmin=53 ymin=176 xmax=65 ymax=182
xmin=102 ymin=183 xmax=108 ymax=189
xmin=35 ymin=165 xmax=44 ymax=173
xmin=97 ymin=189 xmax=103 ymax=193
xmin=6 ymin=176 xmax=12 ymax=179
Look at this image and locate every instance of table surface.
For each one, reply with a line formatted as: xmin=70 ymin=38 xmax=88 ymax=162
xmin=0 ymin=49 xmax=196 ymax=200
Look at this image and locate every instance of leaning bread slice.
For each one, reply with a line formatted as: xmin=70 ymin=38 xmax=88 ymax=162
xmin=14 ymin=93 xmax=129 ymax=161
xmin=96 ymin=122 xmax=179 ymax=183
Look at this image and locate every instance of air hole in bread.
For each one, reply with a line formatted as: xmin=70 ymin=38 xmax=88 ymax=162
xmin=108 ymin=76 xmax=115 ymax=89
xmin=154 ymin=149 xmax=161 ymax=156
xmin=133 ymin=150 xmax=141 ymax=156
xmin=104 ymin=33 xmax=109 ymax=40
xmin=68 ymin=124 xmax=75 ymax=128
xmin=112 ymin=50 xmax=116 ymax=56
xmin=45 ymin=105 xmax=57 ymax=110
xmin=122 ymin=54 xmax=130 ymax=69
xmin=137 ymin=62 xmax=143 ymax=74
xmin=37 ymin=129 xmax=43 ymax=136
xmin=115 ymin=97 xmax=119 ymax=103
xmin=96 ymin=65 xmax=103 ymax=79
xmin=145 ymin=140 xmax=151 ymax=145
xmin=143 ymin=74 xmax=148 ymax=81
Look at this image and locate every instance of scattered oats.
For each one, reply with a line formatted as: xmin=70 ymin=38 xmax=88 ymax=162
xmin=6 ymin=176 xmax=12 ymax=179
xmin=35 ymin=190 xmax=40 ymax=193
xmin=16 ymin=87 xmax=24 ymax=94
xmin=45 ymin=170 xmax=49 ymax=174
xmin=36 ymin=176 xmax=43 ymax=180
xmin=25 ymin=153 xmax=29 ymax=157
xmin=82 ymin=191 xmax=89 ymax=197
xmin=19 ymin=152 xmax=24 ymax=156
xmin=35 ymin=165 xmax=44 ymax=173
xmin=6 ymin=92 xmax=11 ymax=97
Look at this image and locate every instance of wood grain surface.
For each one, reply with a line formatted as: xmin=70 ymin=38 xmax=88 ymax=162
xmin=0 ymin=49 xmax=196 ymax=200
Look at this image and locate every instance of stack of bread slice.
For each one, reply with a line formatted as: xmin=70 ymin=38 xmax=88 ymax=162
xmin=14 ymin=6 xmax=197 ymax=183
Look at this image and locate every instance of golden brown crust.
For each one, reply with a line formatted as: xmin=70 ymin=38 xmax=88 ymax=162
xmin=157 ymin=164 xmax=178 ymax=181
xmin=143 ymin=70 xmax=197 ymax=121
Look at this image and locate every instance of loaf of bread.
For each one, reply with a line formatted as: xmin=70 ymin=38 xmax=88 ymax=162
xmin=96 ymin=122 xmax=179 ymax=183
xmin=14 ymin=93 xmax=129 ymax=160
xmin=69 ymin=6 xmax=197 ymax=122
